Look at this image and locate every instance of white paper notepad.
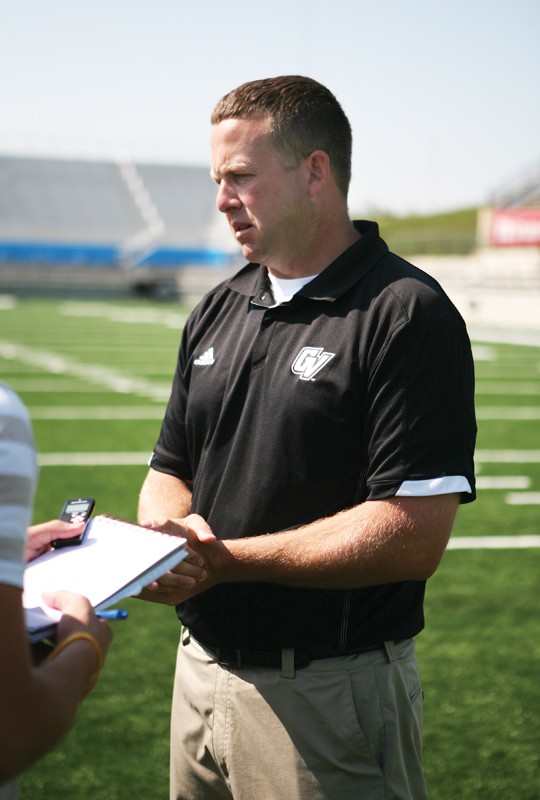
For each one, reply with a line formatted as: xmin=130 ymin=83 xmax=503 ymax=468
xmin=24 ymin=515 xmax=188 ymax=641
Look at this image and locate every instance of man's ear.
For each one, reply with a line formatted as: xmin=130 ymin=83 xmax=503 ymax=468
xmin=306 ymin=150 xmax=330 ymax=197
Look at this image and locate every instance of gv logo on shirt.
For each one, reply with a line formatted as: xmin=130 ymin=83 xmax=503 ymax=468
xmin=291 ymin=346 xmax=336 ymax=381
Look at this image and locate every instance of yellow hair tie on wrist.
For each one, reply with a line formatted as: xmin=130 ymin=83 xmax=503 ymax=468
xmin=47 ymin=632 xmax=104 ymax=696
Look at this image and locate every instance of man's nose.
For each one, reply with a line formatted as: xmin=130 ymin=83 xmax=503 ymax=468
xmin=216 ymin=181 xmax=240 ymax=213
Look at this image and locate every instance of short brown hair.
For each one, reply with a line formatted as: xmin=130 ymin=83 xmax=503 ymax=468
xmin=211 ymin=75 xmax=352 ymax=197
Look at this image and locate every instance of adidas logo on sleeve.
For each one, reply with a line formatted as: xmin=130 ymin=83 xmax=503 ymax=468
xmin=194 ymin=347 xmax=215 ymax=366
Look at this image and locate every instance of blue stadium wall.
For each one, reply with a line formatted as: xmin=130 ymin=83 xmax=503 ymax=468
xmin=0 ymin=241 xmax=234 ymax=268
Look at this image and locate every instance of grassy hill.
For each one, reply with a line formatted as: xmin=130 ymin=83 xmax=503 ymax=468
xmin=371 ymin=207 xmax=478 ymax=256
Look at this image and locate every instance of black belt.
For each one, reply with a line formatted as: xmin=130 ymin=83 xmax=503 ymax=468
xmin=190 ymin=637 xmax=388 ymax=670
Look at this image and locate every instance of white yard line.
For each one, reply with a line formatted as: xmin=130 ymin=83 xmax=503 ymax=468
xmin=476 ymin=477 xmax=530 ymax=489
xmin=476 ymin=382 xmax=540 ymax=395
xmin=6 ymin=380 xmax=125 ymax=392
xmin=60 ymin=301 xmax=188 ymax=329
xmin=505 ymin=492 xmax=540 ymax=505
xmin=28 ymin=406 xmax=165 ymax=419
xmin=39 ymin=452 xmax=149 ymax=466
xmin=447 ymin=536 xmax=540 ymax=549
xmin=0 ymin=341 xmax=171 ymax=402
xmin=475 ymin=450 xmax=540 ymax=462
xmin=476 ymin=407 xmax=540 ymax=419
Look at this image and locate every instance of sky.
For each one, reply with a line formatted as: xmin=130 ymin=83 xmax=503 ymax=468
xmin=1 ymin=0 xmax=539 ymax=217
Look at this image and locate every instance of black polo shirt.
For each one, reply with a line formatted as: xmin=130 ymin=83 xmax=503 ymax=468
xmin=150 ymin=221 xmax=476 ymax=652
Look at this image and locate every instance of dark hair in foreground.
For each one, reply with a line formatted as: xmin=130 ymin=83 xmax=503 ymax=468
xmin=211 ymin=75 xmax=353 ymax=197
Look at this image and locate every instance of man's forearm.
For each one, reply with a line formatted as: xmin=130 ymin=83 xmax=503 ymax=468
xmin=138 ymin=468 xmax=192 ymax=523
xmin=211 ymin=494 xmax=459 ymax=590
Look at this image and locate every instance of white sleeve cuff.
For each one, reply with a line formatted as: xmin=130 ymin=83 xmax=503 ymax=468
xmin=396 ymin=475 xmax=472 ymax=497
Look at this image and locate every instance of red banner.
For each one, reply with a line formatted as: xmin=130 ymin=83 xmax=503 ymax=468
xmin=490 ymin=208 xmax=540 ymax=246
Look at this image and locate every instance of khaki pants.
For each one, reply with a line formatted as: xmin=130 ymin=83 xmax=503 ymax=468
xmin=170 ymin=634 xmax=427 ymax=800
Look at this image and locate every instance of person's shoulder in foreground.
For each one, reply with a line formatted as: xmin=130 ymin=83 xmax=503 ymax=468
xmin=0 ymin=383 xmax=113 ymax=794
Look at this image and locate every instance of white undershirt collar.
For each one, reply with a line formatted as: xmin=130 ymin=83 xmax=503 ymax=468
xmin=267 ymin=273 xmax=319 ymax=306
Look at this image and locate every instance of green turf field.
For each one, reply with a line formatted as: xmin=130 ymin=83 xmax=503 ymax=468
xmin=2 ymin=296 xmax=538 ymax=799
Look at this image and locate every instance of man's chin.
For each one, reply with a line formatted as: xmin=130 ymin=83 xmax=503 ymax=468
xmin=240 ymin=243 xmax=260 ymax=263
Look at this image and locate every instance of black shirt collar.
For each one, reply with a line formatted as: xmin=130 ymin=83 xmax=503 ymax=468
xmin=226 ymin=221 xmax=389 ymax=304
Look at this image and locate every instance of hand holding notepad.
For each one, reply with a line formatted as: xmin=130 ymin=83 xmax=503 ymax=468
xmin=24 ymin=515 xmax=188 ymax=641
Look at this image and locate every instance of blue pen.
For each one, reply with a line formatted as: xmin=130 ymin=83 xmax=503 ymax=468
xmin=97 ymin=609 xmax=128 ymax=620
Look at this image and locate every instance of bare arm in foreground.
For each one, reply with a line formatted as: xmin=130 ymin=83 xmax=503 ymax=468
xmin=0 ymin=588 xmax=112 ymax=782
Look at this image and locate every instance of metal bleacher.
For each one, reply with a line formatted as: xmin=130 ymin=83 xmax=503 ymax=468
xmin=0 ymin=154 xmax=238 ymax=301
xmin=135 ymin=163 xmax=217 ymax=246
xmin=1 ymin=157 xmax=141 ymax=244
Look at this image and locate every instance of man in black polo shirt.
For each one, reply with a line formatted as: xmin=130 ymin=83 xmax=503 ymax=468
xmin=138 ymin=75 xmax=476 ymax=800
